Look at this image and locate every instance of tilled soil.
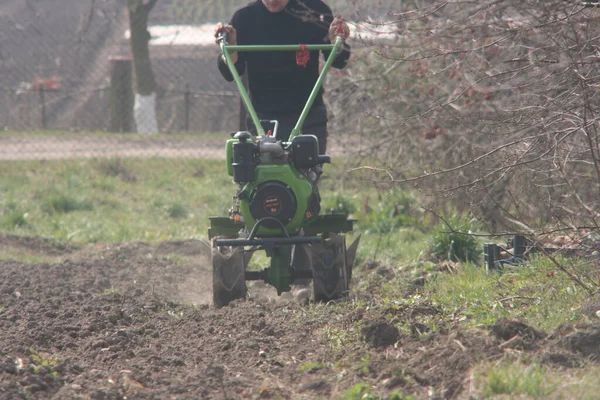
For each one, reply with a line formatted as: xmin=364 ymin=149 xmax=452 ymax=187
xmin=0 ymin=235 xmax=599 ymax=399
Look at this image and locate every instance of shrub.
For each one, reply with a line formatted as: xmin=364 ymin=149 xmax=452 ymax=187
xmin=358 ymin=190 xmax=417 ymax=234
xmin=168 ymin=202 xmax=189 ymax=219
xmin=43 ymin=193 xmax=93 ymax=214
xmin=322 ymin=192 xmax=357 ymax=215
xmin=428 ymin=216 xmax=480 ymax=263
xmin=95 ymin=158 xmax=137 ymax=182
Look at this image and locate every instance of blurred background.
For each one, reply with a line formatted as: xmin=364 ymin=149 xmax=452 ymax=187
xmin=0 ymin=0 xmax=395 ymax=159
xmin=2 ymin=0 xmax=600 ymax=240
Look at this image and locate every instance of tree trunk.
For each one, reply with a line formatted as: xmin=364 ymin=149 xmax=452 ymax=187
xmin=128 ymin=0 xmax=158 ymax=134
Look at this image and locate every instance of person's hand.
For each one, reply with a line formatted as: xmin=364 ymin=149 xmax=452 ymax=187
xmin=214 ymin=23 xmax=237 ymax=45
xmin=329 ymin=16 xmax=350 ymax=43
xmin=215 ymin=23 xmax=238 ymax=63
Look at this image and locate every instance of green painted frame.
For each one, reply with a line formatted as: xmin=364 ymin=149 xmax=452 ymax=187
xmin=218 ymin=36 xmax=344 ymax=139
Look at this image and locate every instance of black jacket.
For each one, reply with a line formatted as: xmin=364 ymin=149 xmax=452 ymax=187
xmin=217 ymin=0 xmax=351 ymax=115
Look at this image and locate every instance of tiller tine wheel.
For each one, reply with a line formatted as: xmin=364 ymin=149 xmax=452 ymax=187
xmin=212 ymin=244 xmax=247 ymax=308
xmin=312 ymin=233 xmax=350 ymax=303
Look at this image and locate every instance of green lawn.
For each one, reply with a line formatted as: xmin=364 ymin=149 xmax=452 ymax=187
xmin=1 ymin=158 xmax=231 ymax=243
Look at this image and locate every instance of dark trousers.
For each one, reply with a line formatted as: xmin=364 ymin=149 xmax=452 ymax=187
xmin=246 ymin=104 xmax=328 ymax=155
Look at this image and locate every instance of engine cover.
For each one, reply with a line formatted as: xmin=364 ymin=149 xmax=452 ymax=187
xmin=249 ymin=181 xmax=297 ymax=229
xmin=239 ymin=164 xmax=313 ymax=236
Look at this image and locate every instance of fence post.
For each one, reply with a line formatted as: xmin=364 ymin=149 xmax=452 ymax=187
xmin=484 ymin=243 xmax=500 ymax=271
xmin=184 ymin=84 xmax=190 ymax=132
xmin=38 ymin=83 xmax=47 ymax=130
xmin=512 ymin=235 xmax=526 ymax=259
xmin=109 ymin=56 xmax=133 ymax=132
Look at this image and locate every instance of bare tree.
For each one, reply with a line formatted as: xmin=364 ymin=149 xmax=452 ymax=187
xmin=320 ymin=0 xmax=600 ymax=292
xmin=128 ymin=0 xmax=159 ymax=134
xmin=333 ymin=1 xmax=600 ymax=241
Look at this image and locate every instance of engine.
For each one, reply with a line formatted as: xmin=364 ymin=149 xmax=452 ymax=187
xmin=225 ymin=131 xmax=328 ymax=235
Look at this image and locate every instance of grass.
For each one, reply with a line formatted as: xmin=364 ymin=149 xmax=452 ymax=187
xmin=473 ymin=361 xmax=600 ymax=399
xmin=340 ymin=383 xmax=416 ymax=400
xmin=357 ymin=227 xmax=427 ymax=264
xmin=0 ymin=156 xmax=426 ymax=266
xmin=0 ymin=158 xmax=232 ymax=244
xmin=322 ymin=324 xmax=361 ymax=352
xmin=29 ymin=349 xmax=59 ymax=377
xmin=423 ymin=256 xmax=591 ymax=331
xmin=478 ymin=362 xmax=556 ymax=398
xmin=320 ymin=174 xmax=427 ymax=264
xmin=298 ymin=361 xmax=333 ymax=372
xmin=0 ymin=249 xmax=64 ymax=264
xmin=427 ymin=216 xmax=482 ymax=263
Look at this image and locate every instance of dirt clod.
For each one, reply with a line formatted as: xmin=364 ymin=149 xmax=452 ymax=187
xmin=490 ymin=318 xmax=547 ymax=348
xmin=362 ymin=320 xmax=400 ymax=348
xmin=562 ymin=324 xmax=600 ymax=359
xmin=299 ymin=379 xmax=330 ymax=393
xmin=382 ymin=376 xmax=406 ymax=389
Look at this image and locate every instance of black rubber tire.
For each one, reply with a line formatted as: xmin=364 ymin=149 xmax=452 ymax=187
xmin=312 ymin=234 xmax=349 ymax=303
xmin=212 ymin=243 xmax=247 ymax=308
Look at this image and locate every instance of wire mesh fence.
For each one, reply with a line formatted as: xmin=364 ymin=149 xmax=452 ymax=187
xmin=2 ymin=54 xmax=239 ymax=134
xmin=0 ymin=0 xmax=246 ymax=160
xmin=0 ymin=0 xmax=394 ymax=161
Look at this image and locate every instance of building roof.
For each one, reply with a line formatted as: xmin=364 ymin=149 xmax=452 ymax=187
xmin=125 ymin=24 xmax=219 ymax=47
xmin=124 ymin=21 xmax=398 ymax=49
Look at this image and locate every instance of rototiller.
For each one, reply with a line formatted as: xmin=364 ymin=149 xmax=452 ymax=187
xmin=209 ymin=31 xmax=360 ymax=307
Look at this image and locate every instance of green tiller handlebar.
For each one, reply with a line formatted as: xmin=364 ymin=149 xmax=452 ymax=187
xmin=218 ymin=35 xmax=344 ymax=139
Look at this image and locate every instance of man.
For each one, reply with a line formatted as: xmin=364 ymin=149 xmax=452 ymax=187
xmin=216 ymin=0 xmax=351 ymax=154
